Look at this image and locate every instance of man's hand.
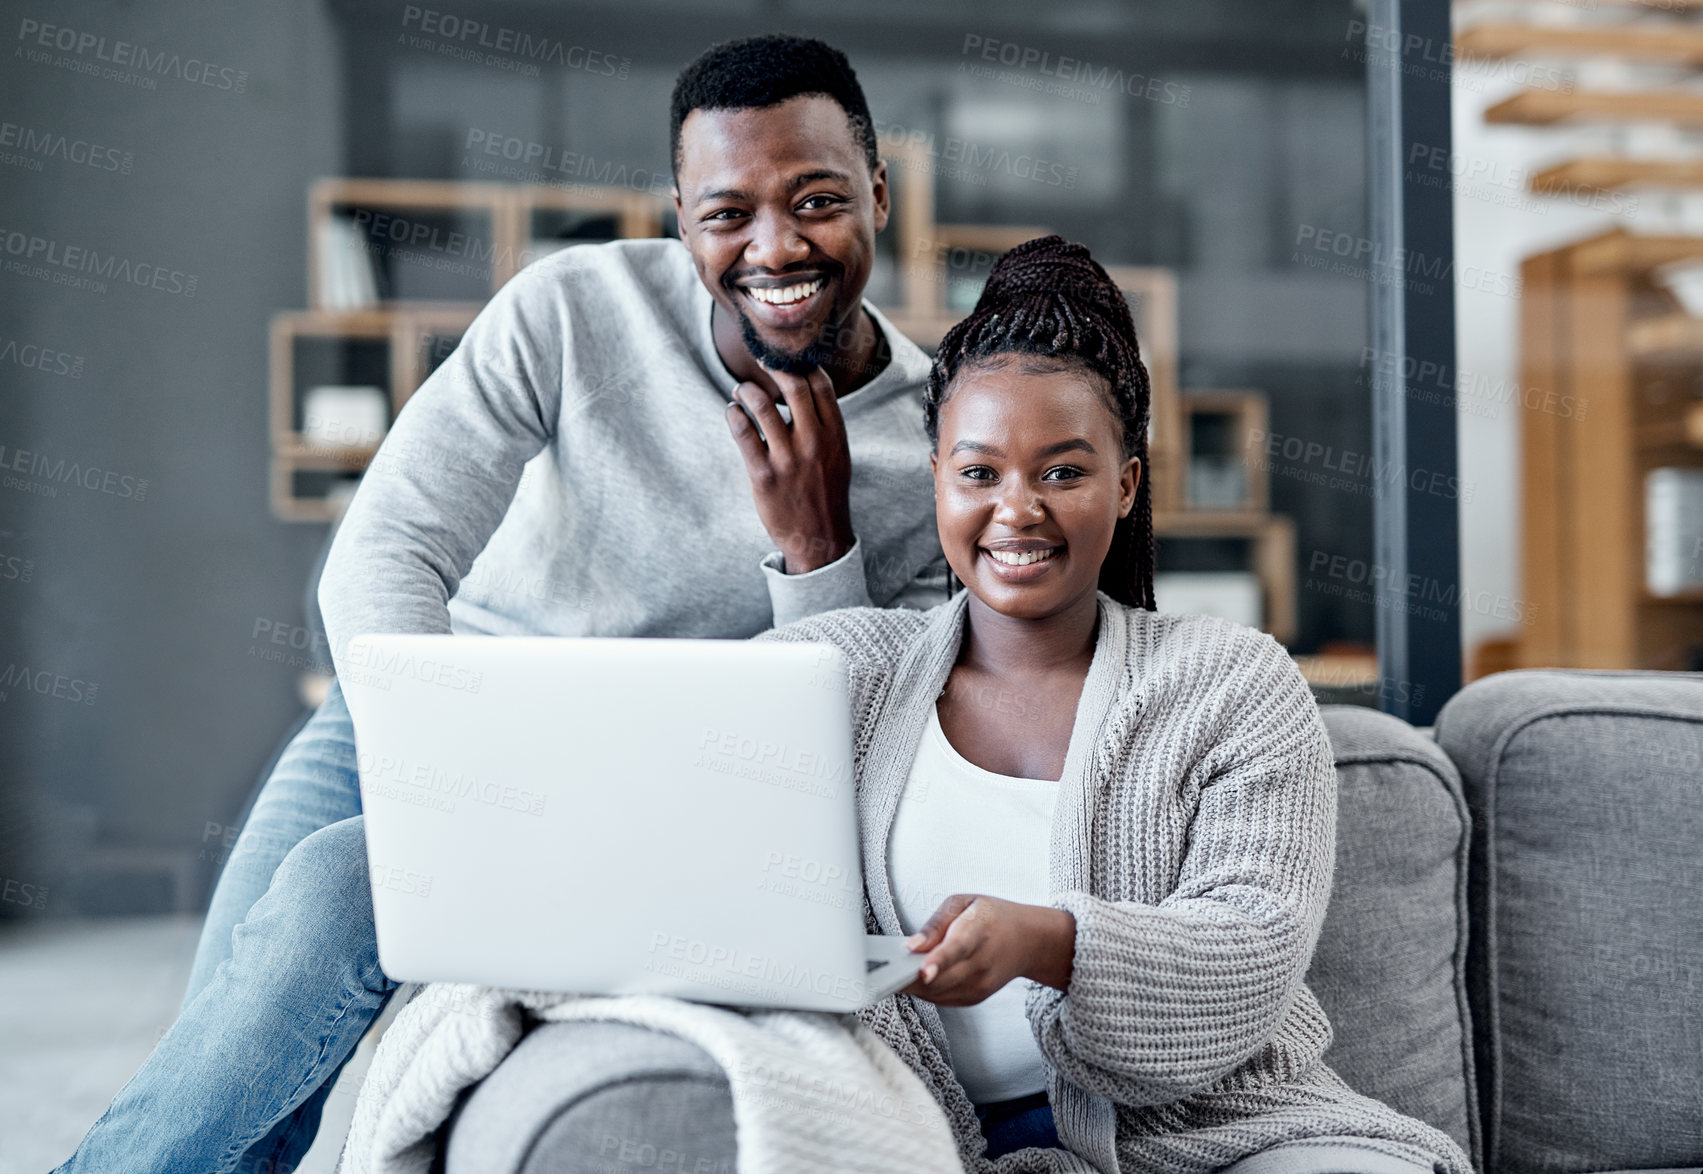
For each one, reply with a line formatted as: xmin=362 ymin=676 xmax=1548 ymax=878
xmin=725 ymin=366 xmax=855 ymax=574
xmin=900 ymin=894 xmax=1077 ymax=1007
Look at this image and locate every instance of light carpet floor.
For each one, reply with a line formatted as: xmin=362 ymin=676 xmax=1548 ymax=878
xmin=0 ymin=915 xmax=393 ymax=1174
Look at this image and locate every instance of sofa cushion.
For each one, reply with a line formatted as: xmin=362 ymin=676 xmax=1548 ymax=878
xmin=1435 ymin=670 xmax=1703 ymax=1174
xmin=1217 ymin=1137 xmax=1439 ymax=1174
xmin=1314 ymin=706 xmax=1478 ymax=1169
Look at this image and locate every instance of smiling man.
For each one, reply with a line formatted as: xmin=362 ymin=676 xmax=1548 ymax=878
xmin=681 ymin=82 xmax=888 ymax=390
xmin=53 ymin=35 xmax=946 ymax=1174
xmin=675 ymin=46 xmax=900 ymax=578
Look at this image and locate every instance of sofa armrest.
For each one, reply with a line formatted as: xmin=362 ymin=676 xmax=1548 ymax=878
xmin=443 ymin=1020 xmax=736 ymax=1174
xmin=1434 ymin=669 xmax=1703 ymax=1174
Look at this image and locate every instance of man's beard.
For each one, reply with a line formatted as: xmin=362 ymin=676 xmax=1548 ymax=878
xmin=734 ymin=303 xmax=836 ymax=375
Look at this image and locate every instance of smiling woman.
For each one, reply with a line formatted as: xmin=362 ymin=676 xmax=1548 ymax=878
xmin=753 ymin=234 xmax=1475 ymax=1173
xmin=926 ymin=236 xmax=1156 ymax=617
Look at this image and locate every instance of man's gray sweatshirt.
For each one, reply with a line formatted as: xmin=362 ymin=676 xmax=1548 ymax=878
xmin=318 ymin=238 xmax=947 ymax=676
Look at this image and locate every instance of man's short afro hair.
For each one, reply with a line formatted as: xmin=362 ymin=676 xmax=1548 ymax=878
xmin=670 ymin=34 xmax=879 ymax=181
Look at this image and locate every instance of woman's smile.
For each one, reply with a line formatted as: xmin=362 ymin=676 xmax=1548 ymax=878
xmin=981 ymin=541 xmax=1064 ymax=581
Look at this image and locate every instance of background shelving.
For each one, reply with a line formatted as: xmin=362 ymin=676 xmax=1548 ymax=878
xmin=272 ymin=178 xmax=669 ymax=520
xmin=272 ymin=164 xmax=1298 ymax=642
xmin=1518 ymin=228 xmax=1703 ymax=670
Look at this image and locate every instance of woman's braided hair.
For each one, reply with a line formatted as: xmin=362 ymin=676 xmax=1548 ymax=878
xmin=924 ymin=234 xmax=1157 ymax=610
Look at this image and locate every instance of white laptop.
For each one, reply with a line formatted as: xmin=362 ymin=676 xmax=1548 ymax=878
xmin=338 ymin=633 xmax=922 ymax=1011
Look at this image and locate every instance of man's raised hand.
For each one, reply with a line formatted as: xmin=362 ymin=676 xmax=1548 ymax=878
xmin=724 ymin=365 xmax=855 ymax=574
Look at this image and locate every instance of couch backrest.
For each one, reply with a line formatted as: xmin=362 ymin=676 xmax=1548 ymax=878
xmin=1435 ymin=670 xmax=1703 ymax=1174
xmin=1315 ymin=705 xmax=1479 ymax=1168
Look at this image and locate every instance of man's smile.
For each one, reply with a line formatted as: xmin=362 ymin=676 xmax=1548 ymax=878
xmin=742 ymin=276 xmax=825 ymax=305
xmin=732 ymin=271 xmax=832 ymax=327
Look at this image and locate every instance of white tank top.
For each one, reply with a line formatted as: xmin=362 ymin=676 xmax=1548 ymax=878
xmin=886 ymin=702 xmax=1058 ymax=1104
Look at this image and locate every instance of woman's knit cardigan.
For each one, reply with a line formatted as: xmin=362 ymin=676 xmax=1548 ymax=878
xmin=758 ymin=591 xmax=1473 ymax=1174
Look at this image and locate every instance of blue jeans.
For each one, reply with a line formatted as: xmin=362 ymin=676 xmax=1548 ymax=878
xmin=55 ymin=682 xmax=392 ymax=1174
xmin=977 ymin=1093 xmax=1060 ymax=1160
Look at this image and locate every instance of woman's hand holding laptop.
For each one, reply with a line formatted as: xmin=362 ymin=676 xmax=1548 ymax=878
xmin=900 ymin=893 xmax=1076 ymax=1005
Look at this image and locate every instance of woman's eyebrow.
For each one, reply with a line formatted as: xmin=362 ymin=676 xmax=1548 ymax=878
xmin=948 ymin=438 xmax=1097 ymax=458
xmin=1035 ymin=438 xmax=1096 ymax=457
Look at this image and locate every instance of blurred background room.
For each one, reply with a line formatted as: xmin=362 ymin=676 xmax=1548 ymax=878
xmin=3 ymin=0 xmax=1702 ymax=1169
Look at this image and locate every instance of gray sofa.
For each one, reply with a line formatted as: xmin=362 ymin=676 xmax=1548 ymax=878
xmin=437 ymin=670 xmax=1703 ymax=1174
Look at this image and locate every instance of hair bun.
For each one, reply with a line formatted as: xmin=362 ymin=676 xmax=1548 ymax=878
xmin=977 ymin=234 xmax=1130 ymax=326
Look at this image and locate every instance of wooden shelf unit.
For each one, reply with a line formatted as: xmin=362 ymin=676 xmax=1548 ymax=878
xmin=1103 ymin=266 xmax=1184 ymax=515
xmin=1292 ymin=649 xmax=1380 ymax=690
xmin=1486 ymin=89 xmax=1703 ymax=128
xmin=1457 ymin=24 xmax=1703 ymax=64
xmin=868 ymin=136 xmax=1288 ymax=639
xmin=1567 ymin=231 xmax=1703 ymax=274
xmin=307 ymin=177 xmax=668 ymax=310
xmin=514 ymin=184 xmax=669 ymax=269
xmin=1628 ymin=312 xmax=1703 ymax=361
xmin=274 ymin=169 xmax=1298 ymax=647
xmin=309 ymin=179 xmax=516 ymax=308
xmin=881 ymin=220 xmax=1055 ymax=345
xmin=1518 ymin=228 xmax=1703 ymax=670
xmin=1180 ymin=390 xmax=1270 ymax=514
xmin=1531 ymin=157 xmax=1703 ymax=195
xmin=872 ymin=137 xmax=1186 ymax=514
xmin=268 ymin=305 xmax=482 ymax=522
xmin=274 ymin=177 xmax=671 ymax=521
xmin=1152 ymin=511 xmax=1298 ymax=644
xmin=1465 ymin=0 xmax=1703 ymax=8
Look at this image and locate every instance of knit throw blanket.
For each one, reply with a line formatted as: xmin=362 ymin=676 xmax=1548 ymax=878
xmin=337 ymin=984 xmax=963 ymax=1174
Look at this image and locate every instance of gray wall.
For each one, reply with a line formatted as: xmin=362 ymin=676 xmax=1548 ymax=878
xmin=0 ymin=0 xmax=344 ymax=915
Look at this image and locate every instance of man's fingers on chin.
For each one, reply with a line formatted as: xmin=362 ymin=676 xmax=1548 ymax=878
xmin=778 ymin=370 xmax=823 ymax=432
xmin=768 ymin=366 xmax=809 ymax=400
xmin=815 ymin=377 xmax=846 ymax=432
xmin=725 ymin=419 xmax=768 ymax=466
xmin=817 ymin=370 xmax=840 ymax=410
xmin=727 ymin=408 xmax=764 ymax=444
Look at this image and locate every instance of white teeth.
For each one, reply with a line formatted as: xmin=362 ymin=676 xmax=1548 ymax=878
xmin=747 ymin=279 xmax=824 ymax=306
xmin=987 ymin=549 xmax=1057 ymax=566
